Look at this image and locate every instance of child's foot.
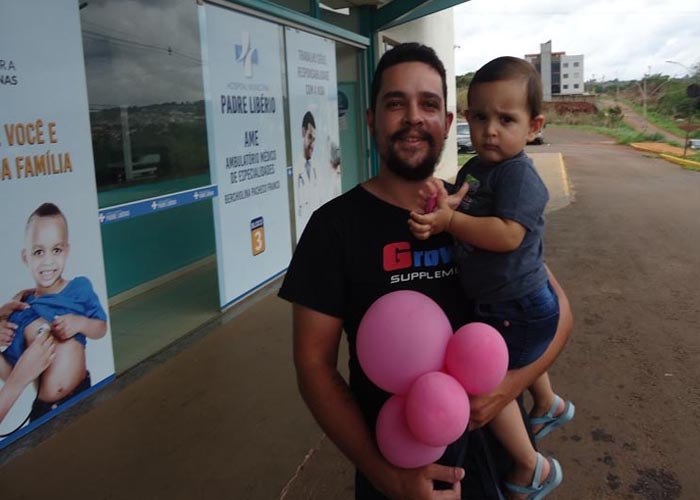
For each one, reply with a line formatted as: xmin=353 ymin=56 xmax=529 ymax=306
xmin=529 ymin=395 xmax=575 ymax=441
xmin=505 ymin=453 xmax=562 ymax=500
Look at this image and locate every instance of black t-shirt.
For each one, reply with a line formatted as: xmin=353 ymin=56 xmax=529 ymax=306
xmin=279 ymin=185 xmax=507 ymax=498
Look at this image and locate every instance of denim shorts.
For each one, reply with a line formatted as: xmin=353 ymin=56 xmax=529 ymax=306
xmin=473 ymin=283 xmax=559 ymax=370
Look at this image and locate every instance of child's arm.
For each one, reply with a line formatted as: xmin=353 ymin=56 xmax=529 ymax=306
xmin=409 ymin=189 xmax=526 ymax=252
xmin=51 ymin=315 xmax=107 ymax=341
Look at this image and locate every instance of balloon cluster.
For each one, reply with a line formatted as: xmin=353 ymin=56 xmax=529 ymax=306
xmin=357 ymin=290 xmax=508 ymax=468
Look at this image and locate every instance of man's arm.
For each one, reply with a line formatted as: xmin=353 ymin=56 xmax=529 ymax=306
xmin=292 ymin=304 xmax=464 ymax=500
xmin=409 ymin=184 xmax=525 ymax=252
xmin=469 ymin=266 xmax=573 ymax=427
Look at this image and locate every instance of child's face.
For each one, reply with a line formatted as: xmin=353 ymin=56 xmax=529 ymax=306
xmin=22 ymin=215 xmax=70 ymax=293
xmin=466 ymin=79 xmax=544 ymax=165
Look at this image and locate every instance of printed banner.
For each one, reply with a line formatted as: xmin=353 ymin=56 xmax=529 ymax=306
xmin=0 ymin=0 xmax=115 ymax=446
xmin=285 ymin=28 xmax=341 ymax=241
xmin=199 ymin=4 xmax=292 ymax=307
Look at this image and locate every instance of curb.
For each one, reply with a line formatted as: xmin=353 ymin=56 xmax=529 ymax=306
xmin=659 ymin=153 xmax=700 ymax=171
xmin=629 ymin=143 xmax=700 ymax=171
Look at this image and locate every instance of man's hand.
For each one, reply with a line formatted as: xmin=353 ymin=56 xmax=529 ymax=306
xmin=380 ymin=463 xmax=465 ymax=500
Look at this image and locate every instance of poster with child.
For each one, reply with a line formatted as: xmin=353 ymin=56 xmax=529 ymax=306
xmin=0 ymin=0 xmax=115 ymax=447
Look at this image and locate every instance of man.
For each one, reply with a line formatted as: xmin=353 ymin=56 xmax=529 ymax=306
xmin=297 ymin=111 xmax=318 ymax=223
xmin=279 ymin=43 xmax=572 ymax=499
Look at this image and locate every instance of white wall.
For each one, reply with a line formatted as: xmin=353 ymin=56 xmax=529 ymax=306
xmin=379 ymin=9 xmax=459 ymax=181
xmin=560 ymin=54 xmax=585 ymax=95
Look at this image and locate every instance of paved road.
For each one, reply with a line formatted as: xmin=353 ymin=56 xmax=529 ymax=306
xmin=536 ymin=126 xmax=699 ymax=499
xmin=286 ymin=126 xmax=700 ymax=499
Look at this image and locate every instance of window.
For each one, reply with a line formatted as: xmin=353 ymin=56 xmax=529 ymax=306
xmin=573 ymin=62 xmax=580 ymax=67
xmin=81 ymin=0 xmax=209 ymax=204
xmin=563 ymin=62 xmax=569 ymax=68
xmin=563 ymin=84 xmax=569 ymax=90
xmin=574 ymin=84 xmax=580 ymax=89
xmin=563 ymin=73 xmax=569 ymax=79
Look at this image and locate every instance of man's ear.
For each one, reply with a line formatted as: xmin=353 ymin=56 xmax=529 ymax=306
xmin=366 ymin=108 xmax=375 ymax=134
xmin=21 ymin=249 xmax=27 ymax=266
xmin=444 ymin=111 xmax=454 ymax=137
xmin=528 ymin=114 xmax=545 ymax=141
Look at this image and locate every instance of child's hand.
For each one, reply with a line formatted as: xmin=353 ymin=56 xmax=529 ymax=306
xmin=446 ymin=182 xmax=469 ymax=210
xmin=51 ymin=314 xmax=85 ymax=340
xmin=408 ymin=186 xmax=455 ymax=240
xmin=415 ymin=177 xmax=444 ymax=213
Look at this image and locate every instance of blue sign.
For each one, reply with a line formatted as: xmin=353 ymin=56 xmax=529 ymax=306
xmin=98 ymin=184 xmax=218 ymax=225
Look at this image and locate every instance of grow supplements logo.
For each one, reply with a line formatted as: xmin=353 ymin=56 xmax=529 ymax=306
xmin=383 ymin=242 xmax=458 ymax=284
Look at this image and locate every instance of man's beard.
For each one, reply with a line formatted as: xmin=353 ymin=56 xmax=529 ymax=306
xmin=380 ymin=128 xmax=442 ymax=181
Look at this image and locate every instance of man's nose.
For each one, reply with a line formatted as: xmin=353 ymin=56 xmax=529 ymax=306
xmin=403 ymin=101 xmax=424 ymax=126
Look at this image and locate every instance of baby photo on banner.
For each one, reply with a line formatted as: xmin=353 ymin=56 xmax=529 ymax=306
xmin=0 ymin=0 xmax=115 ymax=447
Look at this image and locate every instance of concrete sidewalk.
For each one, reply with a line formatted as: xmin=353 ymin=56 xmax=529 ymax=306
xmin=0 ymin=286 xmax=354 ymax=500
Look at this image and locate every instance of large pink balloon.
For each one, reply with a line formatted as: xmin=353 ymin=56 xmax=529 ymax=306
xmin=357 ymin=290 xmax=452 ymax=394
xmin=405 ymin=371 xmax=470 ymax=446
xmin=376 ymin=395 xmax=447 ymax=468
xmin=445 ymin=322 xmax=509 ymax=395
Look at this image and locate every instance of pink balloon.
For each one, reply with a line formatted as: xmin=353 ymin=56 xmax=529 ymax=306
xmin=357 ymin=290 xmax=452 ymax=394
xmin=445 ymin=322 xmax=509 ymax=395
xmin=376 ymin=395 xmax=447 ymax=468
xmin=405 ymin=371 xmax=470 ymax=446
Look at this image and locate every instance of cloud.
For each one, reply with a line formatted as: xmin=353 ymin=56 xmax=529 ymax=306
xmin=453 ymin=0 xmax=700 ymax=81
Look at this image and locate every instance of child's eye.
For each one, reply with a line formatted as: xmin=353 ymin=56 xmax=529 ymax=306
xmin=33 ymin=249 xmax=44 ymax=257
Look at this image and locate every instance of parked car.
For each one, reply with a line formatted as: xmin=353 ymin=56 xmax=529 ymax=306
xmin=528 ymin=128 xmax=544 ymax=145
xmin=688 ymin=138 xmax=700 ymax=150
xmin=456 ymin=122 xmax=474 ymax=153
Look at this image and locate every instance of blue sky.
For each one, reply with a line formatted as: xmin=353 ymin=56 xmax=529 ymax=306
xmin=453 ymin=0 xmax=700 ymax=81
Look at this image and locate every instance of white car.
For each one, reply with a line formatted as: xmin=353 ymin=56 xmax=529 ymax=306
xmin=687 ymin=138 xmax=700 ymax=150
xmin=456 ymin=122 xmax=474 ymax=153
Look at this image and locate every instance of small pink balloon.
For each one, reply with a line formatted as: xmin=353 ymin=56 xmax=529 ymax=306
xmin=376 ymin=395 xmax=447 ymax=468
xmin=405 ymin=371 xmax=470 ymax=446
xmin=357 ymin=290 xmax=453 ymax=394
xmin=445 ymin=322 xmax=509 ymax=395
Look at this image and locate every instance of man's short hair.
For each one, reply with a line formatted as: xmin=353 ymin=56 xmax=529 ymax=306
xmin=370 ymin=42 xmax=448 ymax=113
xmin=468 ymin=56 xmax=543 ymax=118
xmin=302 ymin=111 xmax=315 ymax=131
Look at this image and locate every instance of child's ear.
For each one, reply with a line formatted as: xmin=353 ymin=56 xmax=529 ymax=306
xmin=528 ymin=114 xmax=545 ymax=141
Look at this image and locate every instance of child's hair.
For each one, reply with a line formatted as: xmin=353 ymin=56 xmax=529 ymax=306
xmin=370 ymin=42 xmax=448 ymax=113
xmin=468 ymin=56 xmax=543 ymax=118
xmin=26 ymin=202 xmax=68 ymax=238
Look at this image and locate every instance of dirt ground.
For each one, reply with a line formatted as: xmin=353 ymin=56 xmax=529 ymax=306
xmin=531 ymin=126 xmax=700 ymax=499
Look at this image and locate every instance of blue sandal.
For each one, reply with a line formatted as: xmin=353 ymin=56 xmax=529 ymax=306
xmin=505 ymin=453 xmax=562 ymax=500
xmin=530 ymin=395 xmax=575 ymax=442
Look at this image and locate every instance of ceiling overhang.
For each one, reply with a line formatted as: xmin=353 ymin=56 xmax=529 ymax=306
xmin=322 ymin=0 xmax=469 ymax=32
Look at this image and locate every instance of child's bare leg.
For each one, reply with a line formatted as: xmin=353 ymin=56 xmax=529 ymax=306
xmin=529 ymin=371 xmax=574 ymax=440
xmin=529 ymin=373 xmax=561 ymax=419
xmin=490 ymin=400 xmax=549 ymax=498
